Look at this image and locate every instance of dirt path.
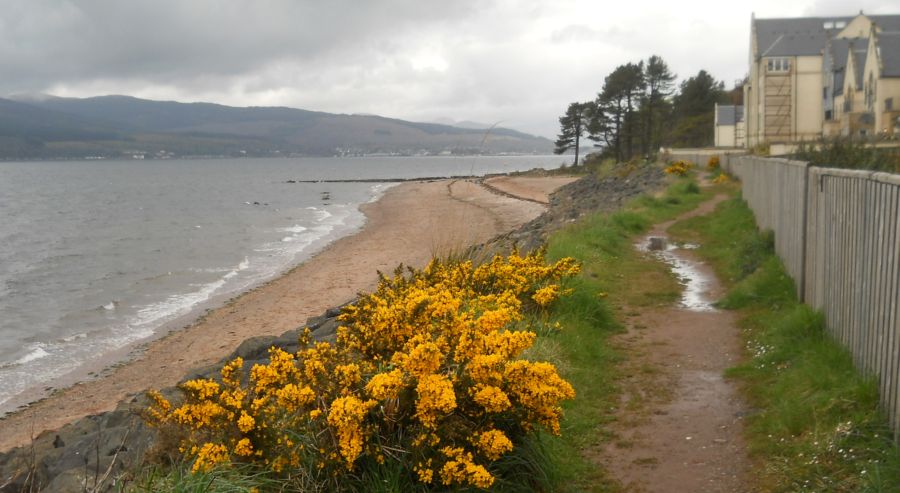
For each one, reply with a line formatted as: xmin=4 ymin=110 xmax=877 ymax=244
xmin=596 ymin=194 xmax=752 ymax=492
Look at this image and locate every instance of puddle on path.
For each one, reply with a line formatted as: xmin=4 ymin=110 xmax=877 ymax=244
xmin=637 ymin=237 xmax=717 ymax=312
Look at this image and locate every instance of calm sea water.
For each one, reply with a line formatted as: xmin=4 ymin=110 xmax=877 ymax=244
xmin=0 ymin=155 xmax=564 ymax=413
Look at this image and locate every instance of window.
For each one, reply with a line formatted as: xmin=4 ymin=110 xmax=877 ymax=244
xmin=887 ymin=98 xmax=894 ymax=111
xmin=766 ymin=58 xmax=791 ymax=73
xmin=866 ymin=73 xmax=875 ymax=111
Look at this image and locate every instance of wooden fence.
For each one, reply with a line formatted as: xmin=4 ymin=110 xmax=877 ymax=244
xmin=670 ymin=150 xmax=900 ymax=438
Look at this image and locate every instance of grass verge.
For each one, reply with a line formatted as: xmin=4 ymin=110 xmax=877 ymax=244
xmin=668 ymin=194 xmax=900 ymax=492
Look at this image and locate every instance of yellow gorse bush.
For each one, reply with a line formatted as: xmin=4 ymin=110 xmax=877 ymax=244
xmin=146 ymin=250 xmax=579 ymax=489
xmin=664 ymin=160 xmax=693 ymax=176
xmin=707 ymin=155 xmax=720 ymax=169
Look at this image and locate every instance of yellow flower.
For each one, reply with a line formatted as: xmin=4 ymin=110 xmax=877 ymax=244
xmin=144 ymin=251 xmax=582 ymax=483
xmin=399 ymin=339 xmax=444 ymax=377
xmin=415 ymin=374 xmax=457 ymax=428
xmin=366 ymin=368 xmax=405 ymax=400
xmin=180 ymin=379 xmax=220 ymax=400
xmin=234 ymin=438 xmax=254 ymax=457
xmin=439 ymin=446 xmax=495 ymax=489
xmin=476 ymin=429 xmax=513 ymax=460
xmin=145 ymin=390 xmax=171 ymax=424
xmin=532 ymin=284 xmax=560 ymax=307
xmin=275 ymin=383 xmax=315 ymax=411
xmin=473 ymin=385 xmax=512 ymax=413
xmin=327 ymin=396 xmax=376 ymax=467
xmin=504 ymin=361 xmax=576 ymax=435
xmin=220 ymin=357 xmax=244 ymax=387
xmin=192 ymin=442 xmax=229 ymax=472
xmin=237 ymin=411 xmax=255 ymax=433
xmin=333 ymin=363 xmax=362 ymax=388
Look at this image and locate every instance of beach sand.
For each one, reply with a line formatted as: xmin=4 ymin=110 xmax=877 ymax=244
xmin=484 ymin=175 xmax=579 ymax=204
xmin=0 ymin=176 xmax=570 ymax=452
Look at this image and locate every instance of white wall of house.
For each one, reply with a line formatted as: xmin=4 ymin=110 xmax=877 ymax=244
xmin=876 ymin=79 xmax=900 ymax=134
xmin=796 ymin=55 xmax=825 ymax=141
xmin=715 ymin=124 xmax=737 ymax=147
xmin=837 ymin=15 xmax=873 ymax=39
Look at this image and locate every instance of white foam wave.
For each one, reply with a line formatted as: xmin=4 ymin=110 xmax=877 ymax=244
xmin=60 ymin=332 xmax=88 ymax=343
xmin=367 ymin=183 xmax=399 ymax=203
xmin=14 ymin=346 xmax=50 ymax=365
xmin=278 ymin=225 xmax=308 ymax=234
xmin=313 ymin=209 xmax=333 ymax=221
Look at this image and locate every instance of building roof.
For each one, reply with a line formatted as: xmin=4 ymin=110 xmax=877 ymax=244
xmin=716 ymin=105 xmax=744 ymax=126
xmin=830 ymin=37 xmax=868 ymax=95
xmin=755 ymin=17 xmax=851 ymax=57
xmin=755 ymin=15 xmax=900 ymax=58
xmin=871 ymin=15 xmax=900 ymax=32
xmin=878 ymin=32 xmax=900 ymax=77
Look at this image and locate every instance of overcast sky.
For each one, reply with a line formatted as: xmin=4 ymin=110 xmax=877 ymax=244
xmin=2 ymin=0 xmax=898 ymax=138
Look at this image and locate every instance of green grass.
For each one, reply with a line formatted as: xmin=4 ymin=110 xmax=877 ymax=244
xmin=669 ymin=194 xmax=900 ymax=492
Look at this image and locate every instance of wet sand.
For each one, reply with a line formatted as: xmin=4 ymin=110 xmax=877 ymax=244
xmin=0 ymin=176 xmax=566 ymax=452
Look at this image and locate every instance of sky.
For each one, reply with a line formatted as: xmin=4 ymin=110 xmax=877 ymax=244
xmin=2 ymin=0 xmax=898 ymax=138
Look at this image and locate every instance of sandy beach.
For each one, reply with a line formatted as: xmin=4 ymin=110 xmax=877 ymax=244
xmin=0 ymin=176 xmax=575 ymax=452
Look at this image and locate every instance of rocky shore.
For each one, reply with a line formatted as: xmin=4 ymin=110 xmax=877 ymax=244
xmin=0 ymin=164 xmax=665 ymax=492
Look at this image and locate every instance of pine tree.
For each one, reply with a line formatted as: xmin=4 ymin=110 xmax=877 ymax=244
xmin=670 ymin=70 xmax=728 ymax=147
xmin=554 ymin=102 xmax=592 ymax=166
xmin=597 ymin=62 xmax=644 ymax=161
xmin=643 ymin=55 xmax=676 ymax=155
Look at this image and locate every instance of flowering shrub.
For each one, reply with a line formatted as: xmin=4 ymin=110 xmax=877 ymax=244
xmin=146 ymin=250 xmax=579 ymax=489
xmin=707 ymin=155 xmax=720 ymax=169
xmin=712 ymin=173 xmax=730 ymax=184
xmin=664 ymin=160 xmax=693 ymax=176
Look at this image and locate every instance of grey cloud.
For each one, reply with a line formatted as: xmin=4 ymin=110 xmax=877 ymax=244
xmin=0 ymin=0 xmax=482 ymax=93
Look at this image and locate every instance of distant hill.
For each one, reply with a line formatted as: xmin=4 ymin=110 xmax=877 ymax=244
xmin=0 ymin=95 xmax=552 ymax=159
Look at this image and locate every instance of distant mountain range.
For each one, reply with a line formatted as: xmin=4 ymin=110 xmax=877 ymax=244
xmin=0 ymin=94 xmax=552 ymax=159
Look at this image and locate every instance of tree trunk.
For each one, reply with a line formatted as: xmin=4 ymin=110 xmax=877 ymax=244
xmin=574 ymin=131 xmax=580 ymax=166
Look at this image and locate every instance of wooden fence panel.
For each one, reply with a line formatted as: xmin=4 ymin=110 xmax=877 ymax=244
xmin=735 ymin=162 xmax=900 ymax=439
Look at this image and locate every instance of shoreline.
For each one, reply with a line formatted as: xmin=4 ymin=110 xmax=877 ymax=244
xmin=0 ymin=176 xmax=572 ymax=452
xmin=0 ymin=186 xmax=389 ymax=419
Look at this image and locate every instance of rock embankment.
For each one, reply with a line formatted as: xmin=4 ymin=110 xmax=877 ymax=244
xmin=0 ymin=164 xmax=666 ymax=492
xmin=478 ymin=164 xmax=666 ymax=254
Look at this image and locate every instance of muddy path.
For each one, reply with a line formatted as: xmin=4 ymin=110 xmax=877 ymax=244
xmin=595 ymin=194 xmax=752 ymax=492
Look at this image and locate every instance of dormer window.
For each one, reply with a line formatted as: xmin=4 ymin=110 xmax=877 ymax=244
xmin=824 ymin=21 xmax=834 ymax=29
xmin=835 ymin=21 xmax=847 ymax=28
xmin=767 ymin=58 xmax=791 ymax=73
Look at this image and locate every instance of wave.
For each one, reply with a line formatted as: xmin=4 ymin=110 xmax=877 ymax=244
xmin=0 ymin=345 xmax=50 ymax=369
xmin=367 ymin=182 xmax=399 ymax=203
xmin=278 ymin=225 xmax=308 ymax=234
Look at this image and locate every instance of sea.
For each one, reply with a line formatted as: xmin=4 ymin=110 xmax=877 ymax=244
xmin=0 ymin=155 xmax=565 ymax=415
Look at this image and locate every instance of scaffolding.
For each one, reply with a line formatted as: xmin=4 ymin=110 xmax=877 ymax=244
xmin=764 ymin=72 xmax=792 ymax=140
